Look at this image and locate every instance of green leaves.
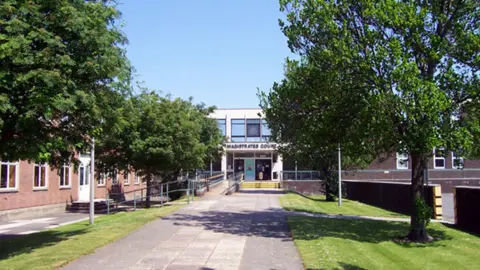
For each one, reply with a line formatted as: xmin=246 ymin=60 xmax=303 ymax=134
xmin=0 ymin=0 xmax=131 ymax=167
xmin=272 ymin=0 xmax=479 ymax=238
xmin=95 ymin=90 xmax=224 ymax=182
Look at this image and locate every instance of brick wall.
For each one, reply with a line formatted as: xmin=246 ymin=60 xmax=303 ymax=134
xmin=342 ymin=153 xmax=480 ymax=192
xmin=0 ymin=161 xmax=78 ymax=211
xmin=282 ymin=180 xmax=324 ymax=195
xmin=0 ymin=162 xmax=147 ymax=211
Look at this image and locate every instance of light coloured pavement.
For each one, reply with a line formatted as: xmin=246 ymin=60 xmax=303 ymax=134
xmin=0 ymin=212 xmax=90 ymax=240
xmin=63 ymin=188 xmax=304 ymax=270
xmin=442 ymin=193 xmax=454 ymax=222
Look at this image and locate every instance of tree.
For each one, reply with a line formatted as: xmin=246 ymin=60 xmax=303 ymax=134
xmin=96 ymin=91 xmax=224 ymax=208
xmin=0 ymin=0 xmax=131 ymax=167
xmin=278 ymin=0 xmax=480 ymax=241
xmin=259 ymin=57 xmax=375 ymax=200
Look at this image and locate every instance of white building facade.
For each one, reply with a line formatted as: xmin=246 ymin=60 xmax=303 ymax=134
xmin=210 ymin=108 xmax=283 ymax=181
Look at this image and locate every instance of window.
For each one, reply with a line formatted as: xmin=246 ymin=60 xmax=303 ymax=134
xmin=452 ymin=150 xmax=464 ymax=169
xmin=97 ymin=172 xmax=106 ymax=186
xmin=59 ymin=164 xmax=70 ymax=187
xmin=217 ymin=119 xmax=226 ymax=136
xmin=433 ymin=148 xmax=446 ymax=169
xmin=231 ymin=119 xmax=245 ymax=142
xmin=246 ymin=119 xmax=261 ymax=141
xmin=134 ymin=173 xmax=141 ymax=184
xmin=123 ymin=171 xmax=129 ymax=185
xmin=261 ymin=119 xmax=271 ymax=141
xmin=0 ymin=161 xmax=17 ymax=189
xmin=396 ymin=153 xmax=408 ymax=169
xmin=34 ymin=163 xmax=48 ymax=188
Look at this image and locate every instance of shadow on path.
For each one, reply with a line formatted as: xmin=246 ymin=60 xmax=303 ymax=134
xmin=238 ymin=189 xmax=286 ymax=195
xmin=163 ymin=207 xmax=293 ymax=240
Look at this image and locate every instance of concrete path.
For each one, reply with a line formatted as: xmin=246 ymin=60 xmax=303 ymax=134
xmin=63 ymin=189 xmax=304 ymax=270
xmin=0 ymin=212 xmax=90 ymax=240
xmin=442 ymin=193 xmax=454 ymax=222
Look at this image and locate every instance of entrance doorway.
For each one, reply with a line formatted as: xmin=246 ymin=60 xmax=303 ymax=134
xmin=232 ymin=152 xmax=274 ymax=181
xmin=78 ymin=158 xmax=90 ymax=201
xmin=255 ymin=159 xmax=272 ymax=180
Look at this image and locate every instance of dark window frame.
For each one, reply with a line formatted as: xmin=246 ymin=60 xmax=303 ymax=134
xmin=217 ymin=119 xmax=226 ymax=136
xmin=231 ymin=119 xmax=246 ymax=142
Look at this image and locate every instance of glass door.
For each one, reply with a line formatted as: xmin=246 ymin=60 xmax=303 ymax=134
xmin=78 ymin=162 xmax=90 ymax=201
xmin=255 ymin=159 xmax=272 ymax=180
xmin=244 ymin=159 xmax=255 ymax=181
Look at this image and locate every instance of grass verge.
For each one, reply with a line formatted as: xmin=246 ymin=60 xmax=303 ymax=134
xmin=281 ymin=192 xmax=407 ymax=218
xmin=288 ymin=216 xmax=480 ymax=269
xmin=0 ymin=204 xmax=183 ymax=270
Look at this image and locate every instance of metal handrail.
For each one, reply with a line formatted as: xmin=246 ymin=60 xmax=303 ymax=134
xmin=223 ymin=172 xmax=243 ymax=195
xmin=106 ymin=178 xmax=194 ymax=214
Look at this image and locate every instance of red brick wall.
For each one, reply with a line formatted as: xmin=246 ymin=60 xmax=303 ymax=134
xmin=95 ymin=171 xmax=147 ymax=201
xmin=0 ymin=161 xmax=78 ymax=211
xmin=343 ymin=153 xmax=480 ymax=192
xmin=1 ymin=162 xmax=147 ymax=211
xmin=282 ymin=180 xmax=324 ymax=195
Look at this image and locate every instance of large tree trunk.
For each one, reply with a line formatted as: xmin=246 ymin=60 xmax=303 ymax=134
xmin=322 ymin=166 xmax=335 ymax=201
xmin=145 ymin=173 xmax=152 ymax=209
xmin=408 ymin=152 xmax=430 ymax=241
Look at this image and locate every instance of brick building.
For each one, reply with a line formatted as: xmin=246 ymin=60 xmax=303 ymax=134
xmin=0 ymin=155 xmax=146 ymax=221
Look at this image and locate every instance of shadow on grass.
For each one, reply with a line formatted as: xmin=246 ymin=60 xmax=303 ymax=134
xmin=0 ymin=226 xmax=89 ymax=260
xmin=289 ymin=216 xmax=453 ymax=248
xmin=286 ymin=190 xmax=327 ymax=202
xmin=438 ymin=222 xmax=480 ymax=238
xmin=305 ymin=262 xmax=367 ymax=270
xmin=284 ymin=191 xmax=406 ymax=218
xmin=336 ymin=262 xmax=368 ymax=270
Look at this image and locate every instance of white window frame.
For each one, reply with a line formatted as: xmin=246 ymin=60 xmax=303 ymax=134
xmin=134 ymin=172 xmax=141 ymax=185
xmin=33 ymin=163 xmax=48 ymax=189
xmin=123 ymin=171 xmax=130 ymax=185
xmin=59 ymin=164 xmax=71 ymax=188
xmin=97 ymin=172 xmax=106 ymax=186
xmin=0 ymin=161 xmax=19 ymax=190
xmin=452 ymin=151 xmax=464 ymax=169
xmin=396 ymin=152 xmax=409 ymax=169
xmin=433 ymin=148 xmax=446 ymax=169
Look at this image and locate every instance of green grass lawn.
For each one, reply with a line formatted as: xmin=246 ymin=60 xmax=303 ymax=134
xmin=0 ymin=204 xmax=183 ymax=270
xmin=288 ymin=216 xmax=480 ymax=269
xmin=281 ymin=192 xmax=407 ymax=218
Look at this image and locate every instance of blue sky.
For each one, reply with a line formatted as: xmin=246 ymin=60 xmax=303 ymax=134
xmin=117 ymin=0 xmax=294 ymax=108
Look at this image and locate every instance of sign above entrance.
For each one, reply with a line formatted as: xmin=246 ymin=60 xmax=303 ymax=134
xmin=225 ymin=143 xmax=277 ymax=150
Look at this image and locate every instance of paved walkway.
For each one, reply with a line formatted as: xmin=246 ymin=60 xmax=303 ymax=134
xmin=0 ymin=213 xmax=90 ymax=240
xmin=442 ymin=193 xmax=454 ymax=222
xmin=63 ymin=189 xmax=304 ymax=270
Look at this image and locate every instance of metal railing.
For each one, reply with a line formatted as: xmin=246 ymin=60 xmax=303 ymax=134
xmin=192 ymin=171 xmax=225 ymax=193
xmin=106 ymin=178 xmax=195 ymax=214
xmin=223 ymin=172 xmax=244 ymax=195
xmin=280 ymin=170 xmax=321 ymax=181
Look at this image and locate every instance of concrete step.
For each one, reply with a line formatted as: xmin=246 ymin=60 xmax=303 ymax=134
xmin=241 ymin=181 xmax=281 ymax=189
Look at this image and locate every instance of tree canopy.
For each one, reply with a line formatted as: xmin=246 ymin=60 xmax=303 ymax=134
xmin=270 ymin=0 xmax=479 ymax=241
xmin=0 ymin=0 xmax=131 ymax=167
xmin=259 ymin=57 xmax=376 ymax=200
xmin=95 ymin=90 xmax=224 ymax=207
